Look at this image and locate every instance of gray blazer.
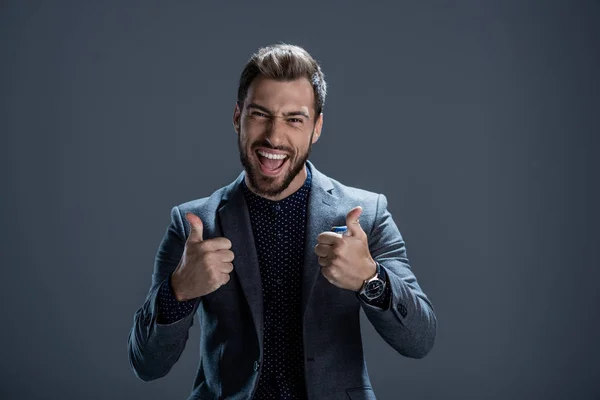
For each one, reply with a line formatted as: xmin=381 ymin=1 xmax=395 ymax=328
xmin=128 ymin=160 xmax=436 ymax=400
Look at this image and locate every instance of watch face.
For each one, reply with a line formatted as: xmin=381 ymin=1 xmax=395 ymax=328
xmin=364 ymin=280 xmax=384 ymax=299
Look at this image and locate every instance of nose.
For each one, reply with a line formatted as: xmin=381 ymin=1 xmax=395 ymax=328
xmin=264 ymin=117 xmax=287 ymax=147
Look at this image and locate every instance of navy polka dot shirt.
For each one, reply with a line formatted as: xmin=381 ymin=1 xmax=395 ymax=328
xmin=157 ymin=165 xmax=391 ymax=399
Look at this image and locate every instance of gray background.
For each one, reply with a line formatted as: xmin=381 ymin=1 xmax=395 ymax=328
xmin=1 ymin=1 xmax=598 ymax=399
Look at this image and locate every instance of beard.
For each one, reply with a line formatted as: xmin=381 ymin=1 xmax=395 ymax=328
xmin=238 ymin=129 xmax=314 ymax=198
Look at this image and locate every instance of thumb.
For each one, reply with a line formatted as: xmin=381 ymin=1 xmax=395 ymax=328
xmin=185 ymin=213 xmax=204 ymax=242
xmin=345 ymin=206 xmax=364 ymax=237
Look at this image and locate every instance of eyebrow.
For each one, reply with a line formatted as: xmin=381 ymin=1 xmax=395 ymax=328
xmin=247 ymin=103 xmax=310 ymax=119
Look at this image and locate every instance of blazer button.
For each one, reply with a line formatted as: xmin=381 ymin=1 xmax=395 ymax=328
xmin=397 ymin=302 xmax=407 ymax=318
xmin=253 ymin=360 xmax=260 ymax=372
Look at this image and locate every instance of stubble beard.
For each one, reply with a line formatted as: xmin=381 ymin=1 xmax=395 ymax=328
xmin=238 ymin=129 xmax=314 ymax=198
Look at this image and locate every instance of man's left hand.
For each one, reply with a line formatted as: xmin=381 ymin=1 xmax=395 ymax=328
xmin=315 ymin=206 xmax=377 ymax=291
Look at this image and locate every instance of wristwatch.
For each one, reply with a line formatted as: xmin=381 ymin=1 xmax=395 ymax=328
xmin=358 ymin=261 xmax=386 ymax=301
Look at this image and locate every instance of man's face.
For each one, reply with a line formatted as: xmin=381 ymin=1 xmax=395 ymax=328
xmin=234 ymin=76 xmax=322 ymax=199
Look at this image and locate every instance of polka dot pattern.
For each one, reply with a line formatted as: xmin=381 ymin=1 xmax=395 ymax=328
xmin=243 ymin=165 xmax=312 ymax=400
xmin=155 ymin=163 xmax=392 ymax=396
xmin=156 ymin=273 xmax=195 ymax=324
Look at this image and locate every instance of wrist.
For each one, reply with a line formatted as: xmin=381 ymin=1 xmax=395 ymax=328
xmin=356 ymin=259 xmax=377 ymax=292
xmin=357 ymin=261 xmax=386 ymax=300
xmin=169 ymin=272 xmax=188 ymax=302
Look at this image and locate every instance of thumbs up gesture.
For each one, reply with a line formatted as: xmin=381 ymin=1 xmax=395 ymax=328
xmin=170 ymin=213 xmax=235 ymax=301
xmin=314 ymin=206 xmax=377 ymax=291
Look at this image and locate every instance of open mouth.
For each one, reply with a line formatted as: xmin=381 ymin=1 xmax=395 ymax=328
xmin=256 ymin=150 xmax=289 ymax=176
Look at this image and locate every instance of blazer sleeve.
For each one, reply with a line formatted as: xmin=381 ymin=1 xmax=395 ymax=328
xmin=127 ymin=205 xmax=201 ymax=381
xmin=362 ymin=193 xmax=437 ymax=359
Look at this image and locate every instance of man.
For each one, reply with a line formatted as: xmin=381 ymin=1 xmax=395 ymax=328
xmin=128 ymin=44 xmax=436 ymax=400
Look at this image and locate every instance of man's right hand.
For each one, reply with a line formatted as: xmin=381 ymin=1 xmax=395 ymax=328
xmin=170 ymin=213 xmax=235 ymax=302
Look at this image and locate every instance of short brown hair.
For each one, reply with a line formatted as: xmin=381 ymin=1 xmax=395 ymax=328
xmin=237 ymin=44 xmax=327 ymax=120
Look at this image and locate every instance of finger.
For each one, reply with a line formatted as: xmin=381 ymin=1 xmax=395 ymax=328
xmin=202 ymin=237 xmax=232 ymax=251
xmin=220 ymin=272 xmax=231 ymax=285
xmin=217 ymin=262 xmax=234 ymax=274
xmin=321 ymin=265 xmax=336 ymax=285
xmin=317 ymin=255 xmax=330 ymax=267
xmin=185 ymin=213 xmax=204 ymax=243
xmin=185 ymin=213 xmax=232 ymax=251
xmin=317 ymin=231 xmax=342 ymax=245
xmin=215 ymin=249 xmax=235 ymax=263
xmin=314 ymin=243 xmax=332 ymax=257
xmin=345 ymin=206 xmax=364 ymax=237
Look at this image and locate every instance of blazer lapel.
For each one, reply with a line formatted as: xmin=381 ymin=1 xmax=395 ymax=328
xmin=218 ymin=173 xmax=264 ymax=349
xmin=300 ymin=161 xmax=336 ymax=318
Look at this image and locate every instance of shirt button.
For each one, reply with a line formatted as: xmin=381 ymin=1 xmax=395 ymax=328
xmin=253 ymin=360 xmax=260 ymax=372
xmin=276 ymin=278 xmax=283 ymax=284
xmin=275 ymin=204 xmax=281 ymax=211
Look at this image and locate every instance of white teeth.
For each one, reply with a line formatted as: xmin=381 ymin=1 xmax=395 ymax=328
xmin=257 ymin=150 xmax=287 ymax=160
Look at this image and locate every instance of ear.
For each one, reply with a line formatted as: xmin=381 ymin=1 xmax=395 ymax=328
xmin=312 ymin=113 xmax=323 ymax=144
xmin=233 ymin=102 xmax=241 ymax=134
